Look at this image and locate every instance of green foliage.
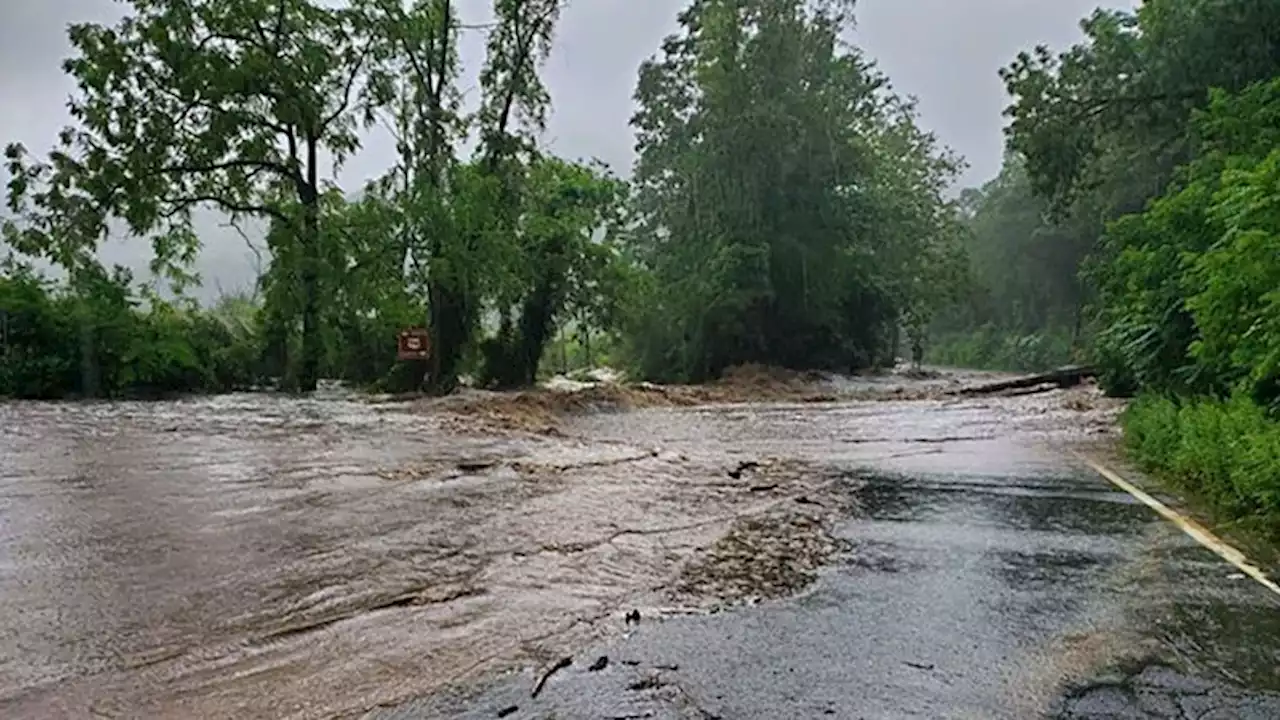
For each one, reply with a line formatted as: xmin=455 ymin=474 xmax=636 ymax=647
xmin=1125 ymin=394 xmax=1280 ymax=540
xmin=1089 ymin=78 xmax=1280 ymax=402
xmin=1002 ymin=0 xmax=1280 ymax=216
xmin=479 ymin=156 xmax=630 ymax=388
xmin=36 ymin=0 xmax=1280 ymax=405
xmin=622 ymin=0 xmax=965 ymax=382
xmin=928 ymin=325 xmax=1076 ymax=373
xmin=539 ymin=324 xmax=617 ymax=380
xmin=994 ymin=0 xmax=1280 ymax=396
xmin=930 ymin=156 xmax=1091 ymax=368
xmin=0 ymin=260 xmax=264 ymax=398
xmin=0 ymin=263 xmax=77 ymax=398
xmin=4 ymin=0 xmax=394 ymax=392
xmin=1187 ymin=147 xmax=1280 ymax=409
xmin=999 ymin=1 xmax=1280 ymax=537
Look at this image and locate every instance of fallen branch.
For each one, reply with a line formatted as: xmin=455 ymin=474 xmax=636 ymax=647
xmin=532 ymin=656 xmax=572 ymax=698
xmin=951 ymin=365 xmax=1096 ymax=397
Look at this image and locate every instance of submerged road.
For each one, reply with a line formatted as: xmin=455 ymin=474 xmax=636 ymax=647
xmin=376 ymin=396 xmax=1280 ymax=719
xmin=1 ymin=376 xmax=1278 ymax=718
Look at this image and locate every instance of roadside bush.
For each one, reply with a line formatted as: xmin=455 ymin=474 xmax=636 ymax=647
xmin=1124 ymin=394 xmax=1280 ymax=539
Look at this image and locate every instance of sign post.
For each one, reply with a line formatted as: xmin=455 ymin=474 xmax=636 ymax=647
xmin=396 ymin=327 xmax=432 ymax=362
xmin=394 ymin=327 xmax=432 ymax=392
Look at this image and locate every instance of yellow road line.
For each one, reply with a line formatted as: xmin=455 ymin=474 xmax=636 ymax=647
xmin=1075 ymin=453 xmax=1280 ymax=599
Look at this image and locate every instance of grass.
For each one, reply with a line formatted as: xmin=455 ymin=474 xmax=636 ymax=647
xmin=1123 ymin=393 xmax=1280 ymax=545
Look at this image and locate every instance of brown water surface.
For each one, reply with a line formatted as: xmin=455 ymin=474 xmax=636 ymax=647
xmin=0 ymin=375 xmax=1125 ymax=718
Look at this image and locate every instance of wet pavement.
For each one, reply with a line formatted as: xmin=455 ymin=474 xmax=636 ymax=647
xmin=1 ymin=375 xmax=1277 ymax=718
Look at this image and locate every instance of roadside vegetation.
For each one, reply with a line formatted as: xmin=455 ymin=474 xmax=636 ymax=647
xmin=1 ymin=0 xmax=963 ymax=399
xmin=935 ymin=0 xmax=1280 ymax=536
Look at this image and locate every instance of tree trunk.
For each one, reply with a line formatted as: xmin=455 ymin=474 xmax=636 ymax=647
xmin=516 ymin=280 xmax=557 ymax=385
xmin=78 ymin=310 xmax=99 ymax=398
xmin=560 ymin=324 xmax=568 ymax=374
xmin=428 ymin=279 xmax=469 ymax=394
xmin=298 ymin=214 xmax=321 ymax=392
xmin=297 ymin=138 xmax=322 ymax=393
xmin=951 ymin=365 xmax=1096 ymax=397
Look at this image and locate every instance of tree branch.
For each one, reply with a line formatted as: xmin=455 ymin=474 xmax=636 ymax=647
xmin=320 ymin=43 xmax=371 ymax=131
xmin=162 ymin=194 xmax=293 ymax=227
xmin=222 ymin=218 xmax=266 ymax=294
xmin=1027 ymin=88 xmax=1207 ymax=126
xmin=157 ymin=157 xmax=295 ymax=180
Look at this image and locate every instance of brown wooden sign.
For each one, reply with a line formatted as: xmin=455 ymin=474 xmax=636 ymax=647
xmin=397 ymin=327 xmax=431 ymax=361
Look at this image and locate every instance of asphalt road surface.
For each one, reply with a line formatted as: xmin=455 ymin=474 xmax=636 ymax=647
xmin=1 ymin=374 xmax=1278 ymax=719
xmin=371 ymin=399 xmax=1280 ymax=719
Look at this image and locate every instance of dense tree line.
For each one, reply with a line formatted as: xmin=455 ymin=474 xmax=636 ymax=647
xmin=935 ymin=0 xmax=1280 ymax=535
xmin=2 ymin=0 xmax=964 ymax=399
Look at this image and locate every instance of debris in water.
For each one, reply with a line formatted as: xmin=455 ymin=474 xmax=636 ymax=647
xmin=624 ymin=609 xmax=641 ymax=625
xmin=440 ymin=364 xmax=841 ymax=435
xmin=588 ymin=655 xmax=609 ymax=672
xmin=457 ymin=459 xmax=498 ymax=472
xmin=531 ymin=656 xmax=572 ymax=698
xmin=497 ymin=705 xmax=518 ymax=717
xmin=728 ymin=460 xmax=760 ymax=479
xmin=628 ymin=673 xmax=665 ymax=691
xmin=951 ymin=365 xmax=1095 ymax=397
xmin=676 ymin=513 xmax=848 ymax=605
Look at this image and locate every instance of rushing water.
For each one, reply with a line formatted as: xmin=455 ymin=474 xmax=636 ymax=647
xmin=0 ymin=378 xmax=1125 ymax=718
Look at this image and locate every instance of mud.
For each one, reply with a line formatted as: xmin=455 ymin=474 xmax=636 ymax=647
xmin=0 ymin=367 xmax=1191 ymax=719
xmin=427 ymin=363 xmax=846 ymax=436
xmin=426 ymin=363 xmax=1045 ymax=437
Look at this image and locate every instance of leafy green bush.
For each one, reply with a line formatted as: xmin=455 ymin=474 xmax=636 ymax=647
xmin=1089 ymin=79 xmax=1280 ymax=402
xmin=0 ymin=264 xmax=265 ymax=399
xmin=1124 ymin=394 xmax=1280 ymax=539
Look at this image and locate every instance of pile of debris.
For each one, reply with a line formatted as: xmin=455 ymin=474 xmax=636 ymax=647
xmin=437 ymin=363 xmax=841 ymax=435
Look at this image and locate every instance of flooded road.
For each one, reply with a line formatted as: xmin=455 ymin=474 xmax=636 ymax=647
xmin=1 ymin=373 xmax=1277 ymax=718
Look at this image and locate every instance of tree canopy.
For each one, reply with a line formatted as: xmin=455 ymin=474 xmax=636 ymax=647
xmin=624 ymin=0 xmax=964 ymax=380
xmin=1 ymin=0 xmax=980 ymax=398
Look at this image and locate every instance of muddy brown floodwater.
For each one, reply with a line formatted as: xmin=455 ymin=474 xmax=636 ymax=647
xmin=0 ymin=370 xmax=1124 ymax=719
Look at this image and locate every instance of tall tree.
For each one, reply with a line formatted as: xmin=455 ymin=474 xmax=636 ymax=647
xmin=1002 ymin=0 xmax=1280 ymax=215
xmin=625 ymin=0 xmax=962 ymax=380
xmin=362 ymin=0 xmax=466 ymax=391
xmin=467 ymin=0 xmax=564 ymax=388
xmin=365 ymin=0 xmax=564 ymax=393
xmin=4 ymin=0 xmax=392 ymax=391
xmin=480 ymin=156 xmax=627 ymax=387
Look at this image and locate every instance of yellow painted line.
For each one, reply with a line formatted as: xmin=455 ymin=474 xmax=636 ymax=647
xmin=1075 ymin=453 xmax=1280 ymax=599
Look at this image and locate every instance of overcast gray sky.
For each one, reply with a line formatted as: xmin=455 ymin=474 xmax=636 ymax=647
xmin=1 ymin=0 xmax=1133 ymax=298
